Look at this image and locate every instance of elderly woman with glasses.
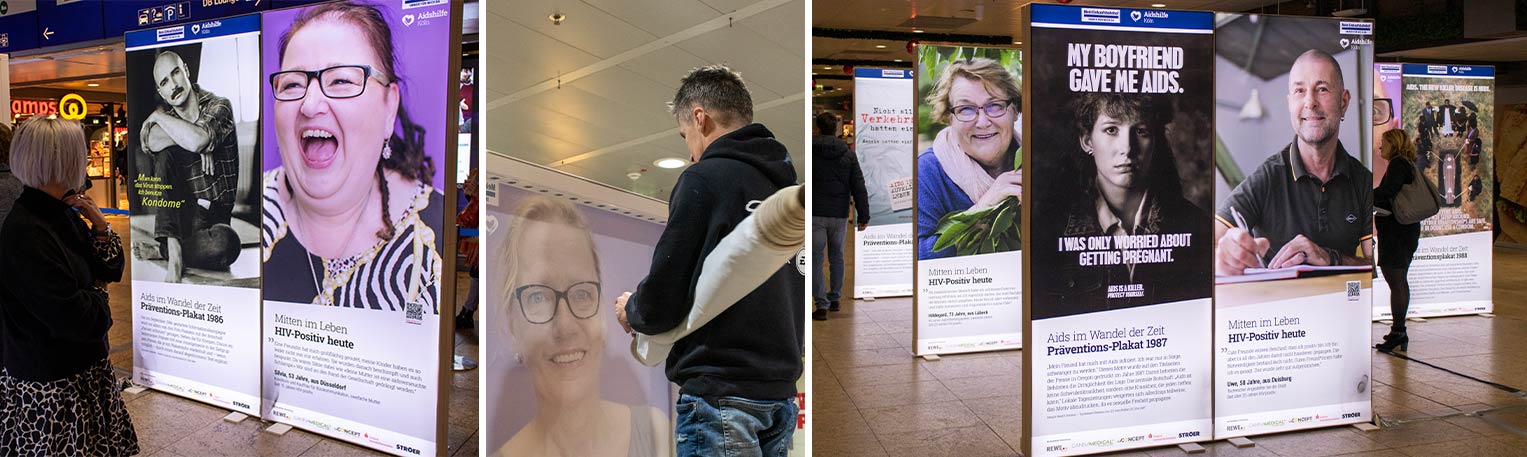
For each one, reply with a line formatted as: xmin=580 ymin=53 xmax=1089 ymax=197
xmin=916 ymin=57 xmax=1024 ymax=259
xmin=0 ymin=116 xmax=139 ymax=456
xmin=262 ymin=0 xmax=443 ymax=312
xmin=494 ymin=196 xmax=670 ymax=457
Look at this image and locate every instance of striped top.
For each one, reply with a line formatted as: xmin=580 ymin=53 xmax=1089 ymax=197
xmin=261 ymin=167 xmax=443 ymax=315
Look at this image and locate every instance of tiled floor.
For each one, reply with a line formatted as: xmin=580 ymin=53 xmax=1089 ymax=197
xmin=810 ymin=239 xmax=1527 ymax=457
xmin=100 ymin=216 xmax=480 ymax=457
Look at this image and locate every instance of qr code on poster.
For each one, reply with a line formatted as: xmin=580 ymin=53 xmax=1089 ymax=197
xmin=405 ymin=301 xmax=425 ymax=325
xmin=1346 ymin=281 xmax=1361 ymax=301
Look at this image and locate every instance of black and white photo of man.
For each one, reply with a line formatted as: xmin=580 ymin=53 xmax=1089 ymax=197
xmin=136 ymin=49 xmax=241 ymax=283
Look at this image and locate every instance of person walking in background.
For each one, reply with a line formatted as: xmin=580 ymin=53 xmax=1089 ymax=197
xmin=0 ymin=116 xmax=139 ymax=456
xmin=1374 ymin=129 xmax=1422 ymax=353
xmin=615 ymin=64 xmax=803 ymax=457
xmin=0 ymin=123 xmax=19 ymax=229
xmin=812 ymin=111 xmax=868 ymax=321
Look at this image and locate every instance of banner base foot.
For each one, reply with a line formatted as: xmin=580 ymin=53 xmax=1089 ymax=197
xmin=863 ymin=297 xmax=877 ymax=302
xmin=1407 ymin=317 xmax=1428 ymax=323
xmin=264 ymin=423 xmax=293 ymax=436
xmin=1480 ymin=313 xmax=1495 ymax=318
xmin=222 ymin=412 xmax=248 ymax=423
xmin=123 ymin=386 xmax=147 ymax=395
xmin=1379 ymin=319 xmax=1394 ymax=325
xmin=1353 ymin=422 xmax=1380 ymax=432
xmin=1177 ymin=443 xmax=1206 ymax=454
xmin=921 ymin=354 xmax=941 ymax=362
xmin=1227 ymin=437 xmax=1254 ymax=448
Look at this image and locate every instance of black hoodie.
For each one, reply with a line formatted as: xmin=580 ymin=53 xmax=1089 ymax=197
xmin=625 ymin=123 xmax=804 ymax=401
xmin=811 ymin=134 xmax=869 ymax=223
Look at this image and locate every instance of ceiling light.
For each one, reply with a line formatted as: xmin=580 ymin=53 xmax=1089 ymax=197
xmin=893 ymin=59 xmax=903 ymax=62
xmin=654 ymin=158 xmax=687 ymax=169
xmin=87 ymin=83 xmax=100 ymax=87
xmin=875 ymin=44 xmax=887 ymax=48
xmin=912 ymin=29 xmax=925 ymax=33
xmin=1152 ymin=3 xmax=1166 ymax=7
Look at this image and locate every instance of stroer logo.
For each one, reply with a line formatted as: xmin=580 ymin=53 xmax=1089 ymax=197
xmin=1081 ymin=8 xmax=1120 ymax=24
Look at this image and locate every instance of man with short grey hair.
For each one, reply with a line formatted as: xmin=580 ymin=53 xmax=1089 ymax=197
xmin=616 ymin=64 xmax=804 ymax=456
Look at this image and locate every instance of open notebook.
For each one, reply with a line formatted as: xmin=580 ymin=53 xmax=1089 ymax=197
xmin=1216 ymin=265 xmax=1373 ymax=284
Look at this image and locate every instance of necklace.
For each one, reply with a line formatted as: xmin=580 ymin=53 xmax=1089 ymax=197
xmin=306 ymin=251 xmax=323 ymax=300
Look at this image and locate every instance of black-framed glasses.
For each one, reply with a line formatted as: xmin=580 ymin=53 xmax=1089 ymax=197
xmin=1373 ymin=98 xmax=1393 ymax=126
xmin=269 ymin=65 xmax=387 ymax=102
xmin=950 ymin=100 xmax=1014 ymax=122
xmin=514 ymin=281 xmax=601 ymax=324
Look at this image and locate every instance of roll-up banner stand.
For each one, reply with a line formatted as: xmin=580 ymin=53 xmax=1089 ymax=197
xmin=1371 ymin=63 xmax=1495 ymax=319
xmin=482 ymin=156 xmax=676 ymax=456
xmin=853 ymin=67 xmax=915 ymax=298
xmin=1211 ymin=13 xmax=1374 ymax=439
xmin=258 ymin=1 xmax=459 ymax=455
xmin=1020 ymin=4 xmax=1215 ymax=456
xmin=126 ymin=13 xmax=264 ymax=417
xmin=912 ymin=44 xmax=1023 ymax=356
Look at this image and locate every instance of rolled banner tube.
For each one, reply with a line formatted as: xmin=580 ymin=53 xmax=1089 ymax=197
xmin=631 ymin=185 xmax=805 ymax=366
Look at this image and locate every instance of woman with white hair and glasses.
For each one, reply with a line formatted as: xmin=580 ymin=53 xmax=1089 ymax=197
xmin=0 ymin=116 xmax=139 ymax=456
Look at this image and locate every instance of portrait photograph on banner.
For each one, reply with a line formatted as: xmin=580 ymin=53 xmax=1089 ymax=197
xmin=483 ymin=182 xmax=673 ymax=457
xmin=1211 ymin=13 xmax=1375 ymax=439
xmin=257 ymin=1 xmax=457 ymax=454
xmin=1021 ymin=4 xmax=1215 ymax=456
xmin=913 ymin=44 xmax=1024 ymax=356
xmin=125 ymin=14 xmax=265 ymax=416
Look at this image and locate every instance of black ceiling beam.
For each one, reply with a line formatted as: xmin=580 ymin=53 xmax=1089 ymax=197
xmin=813 ymin=58 xmax=915 ymax=69
xmin=813 ymin=27 xmax=1013 ymax=46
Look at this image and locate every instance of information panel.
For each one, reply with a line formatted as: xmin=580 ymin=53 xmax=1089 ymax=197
xmin=126 ymin=13 xmax=263 ymax=416
xmin=913 ymin=44 xmax=1023 ymax=356
xmin=1377 ymin=63 xmax=1495 ymax=318
xmin=0 ymin=0 xmax=40 ymax=54
xmin=853 ymin=67 xmax=915 ymax=298
xmin=1021 ymin=5 xmax=1215 ymax=456
xmin=258 ymin=1 xmax=457 ymax=455
xmin=1211 ymin=13 xmax=1374 ymax=439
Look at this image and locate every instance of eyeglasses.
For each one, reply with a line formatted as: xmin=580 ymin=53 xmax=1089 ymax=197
xmin=949 ymin=100 xmax=1013 ymax=122
xmin=269 ymin=65 xmax=388 ymax=102
xmin=514 ymin=281 xmax=601 ymax=324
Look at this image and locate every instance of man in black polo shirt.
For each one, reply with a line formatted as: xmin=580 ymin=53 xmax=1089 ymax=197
xmin=1216 ymin=49 xmax=1373 ymax=275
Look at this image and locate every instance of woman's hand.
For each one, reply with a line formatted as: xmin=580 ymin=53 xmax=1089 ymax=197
xmin=614 ymin=292 xmax=635 ymax=336
xmin=973 ymin=171 xmax=1022 ymax=210
xmin=68 ymin=193 xmax=108 ymax=232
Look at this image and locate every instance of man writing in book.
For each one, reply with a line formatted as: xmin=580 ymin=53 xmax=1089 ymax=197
xmin=1215 ymin=49 xmax=1373 ymax=276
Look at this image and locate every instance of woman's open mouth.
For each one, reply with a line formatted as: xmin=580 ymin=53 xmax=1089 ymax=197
xmin=300 ymin=128 xmax=340 ymax=169
xmin=550 ymin=350 xmax=586 ymax=365
xmin=971 ymin=132 xmax=999 ymax=142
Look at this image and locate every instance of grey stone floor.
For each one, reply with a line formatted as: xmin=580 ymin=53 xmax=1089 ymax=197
xmin=103 ymin=216 xmax=480 ymax=457
xmin=810 ymin=239 xmax=1527 ymax=457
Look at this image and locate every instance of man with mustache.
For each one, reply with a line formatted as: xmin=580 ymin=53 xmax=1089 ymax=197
xmin=138 ymin=49 xmax=241 ymax=283
xmin=1215 ymin=49 xmax=1373 ymax=275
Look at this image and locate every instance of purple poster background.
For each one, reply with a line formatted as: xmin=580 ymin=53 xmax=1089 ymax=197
xmin=1373 ymin=63 xmax=1404 ymax=189
xmin=261 ymin=0 xmax=450 ymax=191
xmin=485 ymin=185 xmax=673 ymax=453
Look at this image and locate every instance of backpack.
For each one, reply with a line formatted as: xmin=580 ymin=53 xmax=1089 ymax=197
xmin=1394 ymin=157 xmax=1442 ymax=225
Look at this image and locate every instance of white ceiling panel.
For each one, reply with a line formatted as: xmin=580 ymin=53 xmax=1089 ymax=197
xmin=487 ymin=0 xmax=806 ymax=200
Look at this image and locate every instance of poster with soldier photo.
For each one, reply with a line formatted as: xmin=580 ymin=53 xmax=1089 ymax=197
xmin=125 ymin=14 xmax=263 ymax=416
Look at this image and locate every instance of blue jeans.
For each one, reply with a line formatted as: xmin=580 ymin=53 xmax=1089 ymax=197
xmin=812 ymin=216 xmax=847 ymax=310
xmin=675 ymin=394 xmax=798 ymax=457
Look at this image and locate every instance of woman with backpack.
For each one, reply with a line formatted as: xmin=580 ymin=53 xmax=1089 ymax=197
xmin=1374 ymin=128 xmax=1424 ymax=353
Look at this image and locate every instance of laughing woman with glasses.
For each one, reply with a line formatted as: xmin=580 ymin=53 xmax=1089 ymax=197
xmin=495 ymin=196 xmax=670 ymax=457
xmin=917 ymin=58 xmax=1024 ymax=259
xmin=262 ymin=1 xmax=443 ymax=312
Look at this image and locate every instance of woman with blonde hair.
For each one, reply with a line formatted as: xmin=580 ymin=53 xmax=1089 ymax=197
xmin=916 ymin=57 xmax=1023 ymax=259
xmin=0 ymin=116 xmax=138 ymax=455
xmin=1374 ymin=128 xmax=1422 ymax=353
xmin=495 ymin=196 xmax=669 ymax=457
